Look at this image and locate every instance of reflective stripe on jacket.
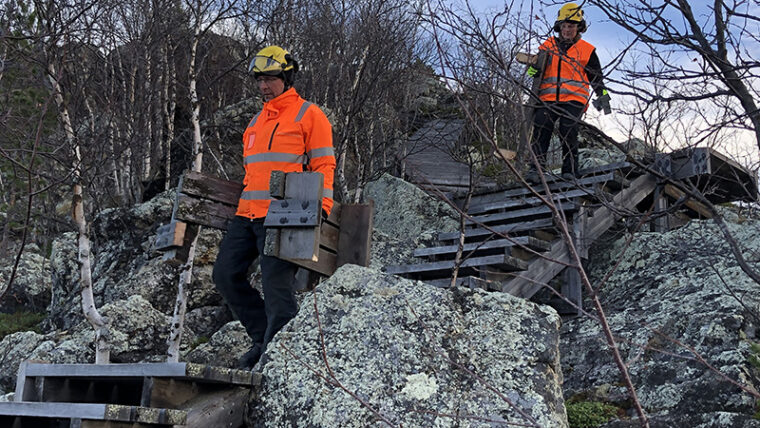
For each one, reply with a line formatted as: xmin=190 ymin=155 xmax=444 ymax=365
xmin=538 ymin=37 xmax=595 ymax=105
xmin=236 ymin=87 xmax=336 ymax=219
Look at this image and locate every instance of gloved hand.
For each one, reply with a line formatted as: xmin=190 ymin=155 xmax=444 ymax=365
xmin=592 ymin=89 xmax=611 ymax=114
xmin=527 ymin=66 xmax=539 ymax=77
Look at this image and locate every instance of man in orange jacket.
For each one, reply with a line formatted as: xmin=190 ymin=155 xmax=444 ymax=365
xmin=527 ymin=2 xmax=610 ymax=178
xmin=212 ymin=45 xmax=336 ymax=369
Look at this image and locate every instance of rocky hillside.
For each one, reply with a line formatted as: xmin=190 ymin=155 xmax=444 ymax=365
xmin=1 ymin=168 xmax=759 ymax=427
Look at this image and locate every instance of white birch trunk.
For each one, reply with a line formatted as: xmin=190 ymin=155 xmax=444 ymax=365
xmin=48 ymin=62 xmax=110 ymax=364
xmin=143 ymin=40 xmax=153 ymax=182
xmin=161 ymin=38 xmax=177 ymax=191
xmin=166 ymin=15 xmax=203 ymax=362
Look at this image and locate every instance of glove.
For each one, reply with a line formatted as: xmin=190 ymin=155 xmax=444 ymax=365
xmin=527 ymin=66 xmax=538 ymax=77
xmin=592 ymin=89 xmax=611 ymax=115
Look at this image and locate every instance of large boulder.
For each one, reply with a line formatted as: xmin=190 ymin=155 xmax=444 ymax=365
xmin=0 ymin=244 xmax=52 ymax=312
xmin=364 ymin=173 xmax=459 ymax=242
xmin=247 ymin=264 xmax=567 ymax=427
xmin=562 ymin=216 xmax=760 ymax=427
xmin=46 ymin=190 xmax=224 ymax=330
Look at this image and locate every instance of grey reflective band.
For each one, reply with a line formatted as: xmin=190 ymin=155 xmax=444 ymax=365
xmin=244 ymin=152 xmax=306 ymax=165
xmin=247 ymin=112 xmax=261 ymax=128
xmin=240 ymin=190 xmax=272 ymax=200
xmin=323 ymin=188 xmax=333 ymax=199
xmin=294 ymin=101 xmax=312 ymax=122
xmin=307 ymin=147 xmax=335 ymax=159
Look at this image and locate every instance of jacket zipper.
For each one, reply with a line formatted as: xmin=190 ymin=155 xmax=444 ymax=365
xmin=267 ymin=123 xmax=280 ymax=150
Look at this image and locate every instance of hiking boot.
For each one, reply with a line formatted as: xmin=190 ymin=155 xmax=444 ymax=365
xmin=237 ymin=344 xmax=263 ymax=370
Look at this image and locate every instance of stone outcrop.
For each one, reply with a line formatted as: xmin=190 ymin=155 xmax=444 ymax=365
xmin=364 ymin=173 xmax=459 ymax=242
xmin=563 ymin=215 xmax=760 ymax=427
xmin=0 ymin=244 xmax=51 ymax=312
xmin=246 ymin=264 xmax=568 ymax=428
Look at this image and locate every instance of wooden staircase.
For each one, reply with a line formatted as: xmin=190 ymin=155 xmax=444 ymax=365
xmin=0 ymin=362 xmax=257 ymax=427
xmin=385 ymin=162 xmax=657 ymax=315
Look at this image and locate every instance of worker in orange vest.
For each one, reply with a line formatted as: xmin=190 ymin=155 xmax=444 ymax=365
xmin=212 ymin=45 xmax=336 ymax=369
xmin=527 ymin=2 xmax=610 ymax=179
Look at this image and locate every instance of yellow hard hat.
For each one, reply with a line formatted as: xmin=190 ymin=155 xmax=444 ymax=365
xmin=249 ymin=45 xmax=299 ymax=84
xmin=553 ymin=2 xmax=586 ymax=33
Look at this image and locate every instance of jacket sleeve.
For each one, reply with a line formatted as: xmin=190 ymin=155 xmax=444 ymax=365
xmin=303 ymin=106 xmax=336 ymax=214
xmin=586 ymin=49 xmax=607 ymax=97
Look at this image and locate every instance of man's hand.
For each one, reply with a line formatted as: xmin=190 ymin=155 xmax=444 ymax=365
xmin=527 ymin=66 xmax=539 ymax=77
xmin=593 ymin=89 xmax=611 ymax=114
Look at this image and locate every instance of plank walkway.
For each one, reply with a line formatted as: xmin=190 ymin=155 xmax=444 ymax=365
xmin=385 ymin=152 xmax=756 ymax=316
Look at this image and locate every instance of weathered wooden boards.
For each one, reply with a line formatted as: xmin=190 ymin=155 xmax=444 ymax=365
xmin=5 ymin=362 xmax=257 ymax=428
xmin=155 ymin=170 xmax=372 ymax=276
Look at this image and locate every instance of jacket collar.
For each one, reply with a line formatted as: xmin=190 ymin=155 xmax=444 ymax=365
xmin=264 ymin=87 xmax=299 ymax=112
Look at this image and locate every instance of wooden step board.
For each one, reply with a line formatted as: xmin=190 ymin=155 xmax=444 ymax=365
xmin=501 ymin=173 xmax=657 ymax=298
xmin=438 ymin=218 xmax=555 ymax=242
xmin=412 ymin=236 xmax=551 ymax=259
xmin=385 ymin=250 xmax=529 ymax=280
xmin=0 ymin=402 xmax=186 ymax=427
xmin=467 ymin=200 xmax=578 ymax=226
xmin=12 ymin=362 xmax=257 ymax=428
xmin=467 ymin=187 xmax=601 ymax=216
xmin=466 ymin=171 xmax=626 ymax=210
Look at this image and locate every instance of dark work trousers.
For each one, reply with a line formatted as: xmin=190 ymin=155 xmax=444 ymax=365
xmin=212 ymin=216 xmax=298 ymax=350
xmin=530 ymin=101 xmax=585 ymax=175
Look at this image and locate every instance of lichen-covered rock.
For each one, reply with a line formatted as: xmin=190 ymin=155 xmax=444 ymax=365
xmin=184 ymin=321 xmax=251 ymax=368
xmin=0 ymin=244 xmax=52 ymax=312
xmin=247 ymin=265 xmax=567 ymax=427
xmin=46 ymin=191 xmax=223 ymax=330
xmin=364 ymin=173 xmax=459 ymax=240
xmin=369 ymin=229 xmax=419 ymax=270
xmin=0 ymin=295 xmax=193 ymax=392
xmin=562 ymin=217 xmax=760 ymax=426
xmin=184 ymin=305 xmax=233 ymax=339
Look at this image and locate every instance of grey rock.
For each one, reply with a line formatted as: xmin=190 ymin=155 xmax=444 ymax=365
xmin=0 ymin=392 xmax=12 ymax=402
xmin=0 ymin=331 xmax=53 ymax=389
xmin=364 ymin=173 xmax=459 ymax=240
xmin=0 ymin=244 xmax=52 ymax=312
xmin=247 ymin=264 xmax=567 ymax=428
xmin=563 ymin=218 xmax=760 ymax=425
xmin=184 ymin=321 xmax=251 ymax=368
xmin=184 ymin=306 xmax=233 ymax=339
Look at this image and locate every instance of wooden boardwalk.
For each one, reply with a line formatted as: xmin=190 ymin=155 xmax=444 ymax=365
xmin=387 ymin=150 xmax=757 ymax=316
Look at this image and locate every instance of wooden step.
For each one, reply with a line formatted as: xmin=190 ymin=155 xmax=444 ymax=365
xmin=467 ymin=201 xmax=578 ymax=226
xmin=412 ymin=236 xmax=551 ymax=259
xmin=467 ymin=187 xmax=597 ymax=216
xmin=466 ymin=171 xmax=625 ymax=208
xmin=385 ymin=250 xmax=529 ymax=280
xmin=438 ymin=218 xmax=555 ymax=242
xmin=0 ymin=401 xmax=186 ymax=427
xmin=422 ymin=276 xmax=496 ymax=290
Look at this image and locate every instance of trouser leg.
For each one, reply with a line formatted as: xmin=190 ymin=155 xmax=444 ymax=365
xmin=212 ymin=217 xmax=267 ymax=343
xmin=557 ymin=102 xmax=585 ymax=175
xmin=530 ymin=106 xmax=558 ymax=171
xmin=251 ymin=222 xmax=299 ymax=348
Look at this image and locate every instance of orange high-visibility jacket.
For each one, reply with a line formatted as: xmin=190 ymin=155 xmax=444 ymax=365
xmin=538 ymin=37 xmax=596 ymax=106
xmin=236 ymin=87 xmax=336 ymax=219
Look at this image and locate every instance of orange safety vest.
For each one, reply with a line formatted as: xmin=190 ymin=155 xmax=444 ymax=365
xmin=237 ymin=87 xmax=336 ymax=219
xmin=538 ymin=37 xmax=595 ymax=105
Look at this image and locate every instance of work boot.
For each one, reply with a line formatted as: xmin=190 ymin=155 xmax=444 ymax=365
xmin=238 ymin=344 xmax=263 ymax=370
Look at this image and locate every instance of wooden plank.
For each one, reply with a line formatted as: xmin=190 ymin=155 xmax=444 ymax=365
xmin=437 ymin=218 xmax=555 ymax=242
xmin=502 ymin=174 xmax=657 ymax=299
xmin=175 ymin=195 xmax=237 ymax=230
xmin=336 ymin=202 xmax=373 ymax=268
xmin=413 ymin=236 xmax=550 ymax=258
xmin=561 ymin=267 xmax=582 ymax=317
xmin=0 ymin=402 xmax=186 ymax=425
xmin=423 ymin=276 xmax=494 ymax=290
xmin=663 ymin=184 xmax=713 ymax=219
xmin=269 ymin=172 xmax=324 ymax=261
xmin=141 ymin=378 xmax=200 ymax=409
xmin=468 ymin=188 xmax=594 ymax=215
xmin=20 ymin=363 xmax=254 ymax=386
xmin=385 ymin=251 xmax=528 ymax=277
xmin=286 ymin=246 xmax=337 ymax=277
xmin=180 ymin=170 xmax=243 ymax=205
xmin=467 ymin=201 xmax=577 ymax=225
xmin=154 ymin=220 xmax=186 ymax=250
xmin=466 ymin=172 xmax=619 ymax=207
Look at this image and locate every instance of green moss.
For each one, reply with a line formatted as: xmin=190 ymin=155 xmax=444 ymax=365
xmin=566 ymin=401 xmax=620 ymax=428
xmin=189 ymin=335 xmax=210 ymax=350
xmin=0 ymin=311 xmax=46 ymax=341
